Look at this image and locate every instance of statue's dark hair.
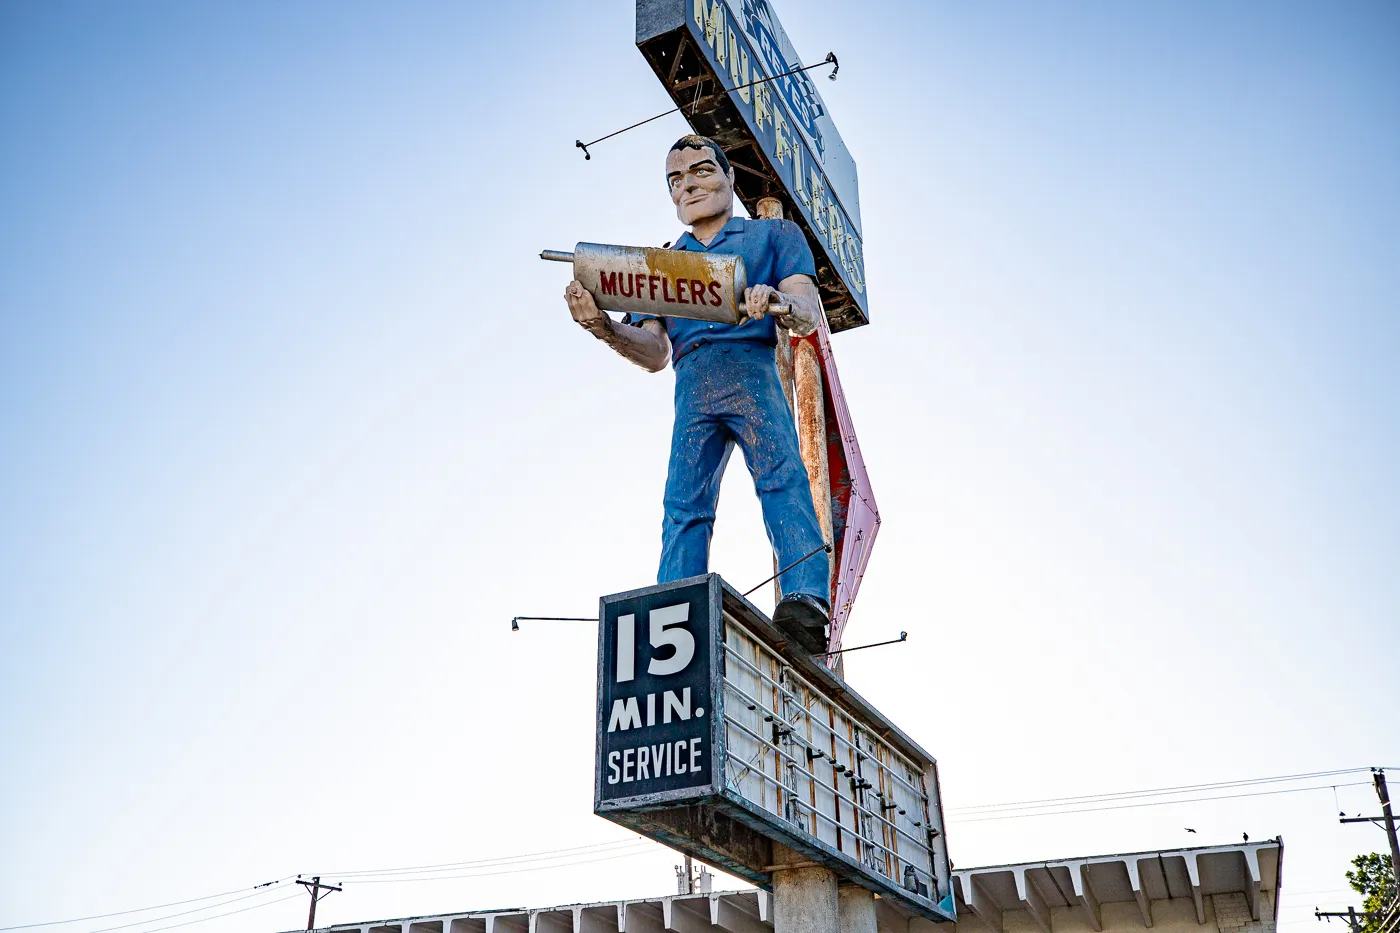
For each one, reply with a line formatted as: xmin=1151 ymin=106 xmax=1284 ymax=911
xmin=669 ymin=134 xmax=731 ymax=176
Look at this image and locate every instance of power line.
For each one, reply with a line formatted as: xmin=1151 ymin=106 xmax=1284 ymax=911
xmin=13 ymin=768 xmax=1385 ymax=931
xmin=1280 ymin=888 xmax=1359 ymax=898
xmin=330 ymin=845 xmax=653 ymax=882
xmin=69 ymin=885 xmax=296 ymax=930
xmin=6 ymin=841 xmax=661 ymax=933
xmin=947 ymin=768 xmax=1373 ymax=814
xmin=122 ymin=893 xmax=303 ymax=933
xmin=318 ymin=837 xmax=651 ymax=879
xmin=948 ymin=781 xmax=1370 ymax=823
xmin=0 ymin=881 xmax=294 ymax=932
xmin=346 ymin=846 xmax=658 ymax=885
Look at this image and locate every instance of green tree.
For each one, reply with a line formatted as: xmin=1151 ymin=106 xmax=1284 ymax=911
xmin=1347 ymin=853 xmax=1397 ymax=933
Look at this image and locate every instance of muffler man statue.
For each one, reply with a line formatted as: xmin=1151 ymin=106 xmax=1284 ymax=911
xmin=563 ymin=134 xmax=830 ymax=652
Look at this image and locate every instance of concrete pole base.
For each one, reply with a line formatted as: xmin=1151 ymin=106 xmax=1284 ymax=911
xmin=772 ymin=844 xmax=839 ymax=933
xmin=838 ymin=885 xmax=878 ymax=933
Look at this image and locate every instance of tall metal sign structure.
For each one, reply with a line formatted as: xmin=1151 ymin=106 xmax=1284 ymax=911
xmin=578 ymin=5 xmax=954 ymax=928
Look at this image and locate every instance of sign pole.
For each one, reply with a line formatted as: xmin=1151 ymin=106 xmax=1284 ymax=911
xmin=756 ymin=196 xmax=836 ymax=629
xmin=760 ymin=195 xmax=797 ymax=419
xmin=793 ymin=335 xmax=834 ymax=554
xmin=772 ymin=843 xmax=839 ymax=933
xmin=761 ymin=195 xmax=798 ymax=610
xmin=838 ymin=885 xmax=879 ymax=933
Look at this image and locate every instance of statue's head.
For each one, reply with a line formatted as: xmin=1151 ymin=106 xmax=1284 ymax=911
xmin=666 ymin=134 xmax=735 ymax=227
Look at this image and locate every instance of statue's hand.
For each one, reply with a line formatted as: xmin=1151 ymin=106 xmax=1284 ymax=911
xmin=743 ymin=284 xmax=786 ymax=326
xmin=565 ymin=280 xmax=609 ymax=336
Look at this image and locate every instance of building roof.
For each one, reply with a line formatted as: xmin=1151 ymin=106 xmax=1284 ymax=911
xmin=951 ymin=839 xmax=1283 ymax=933
xmin=299 ymin=838 xmax=1282 ymax=933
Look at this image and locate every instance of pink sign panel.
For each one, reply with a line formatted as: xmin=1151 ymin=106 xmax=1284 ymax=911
xmin=792 ymin=319 xmax=880 ymax=663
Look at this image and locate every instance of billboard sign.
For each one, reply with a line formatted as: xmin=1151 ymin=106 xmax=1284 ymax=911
xmin=727 ymin=0 xmax=861 ymax=233
xmin=637 ymin=0 xmax=870 ymax=332
xmin=594 ymin=575 xmax=956 ymax=924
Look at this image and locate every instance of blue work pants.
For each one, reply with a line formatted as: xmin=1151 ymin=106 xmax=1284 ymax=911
xmin=659 ymin=342 xmax=829 ymax=602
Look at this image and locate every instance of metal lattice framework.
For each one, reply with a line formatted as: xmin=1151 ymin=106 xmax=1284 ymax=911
xmin=722 ymin=608 xmax=938 ymax=896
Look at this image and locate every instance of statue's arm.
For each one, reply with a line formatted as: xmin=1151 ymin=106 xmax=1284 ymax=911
xmin=565 ymin=279 xmax=671 ymax=372
xmin=744 ymin=274 xmax=822 ymax=338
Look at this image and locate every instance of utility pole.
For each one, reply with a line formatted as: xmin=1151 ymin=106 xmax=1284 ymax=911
xmin=1315 ymin=907 xmax=1373 ymax=933
xmin=1375 ymin=770 xmax=1400 ymax=883
xmin=1338 ymin=769 xmax=1400 ymax=884
xmin=296 ymin=876 xmax=342 ymax=931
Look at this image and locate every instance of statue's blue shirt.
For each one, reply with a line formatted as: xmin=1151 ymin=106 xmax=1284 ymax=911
xmin=625 ymin=216 xmax=817 ymax=364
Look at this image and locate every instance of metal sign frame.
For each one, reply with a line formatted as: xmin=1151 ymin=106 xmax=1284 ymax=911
xmin=636 ymin=0 xmax=870 ymax=332
xmin=595 ymin=575 xmax=955 ymax=923
xmin=804 ymin=319 xmax=880 ymax=654
xmin=596 ymin=575 xmax=726 ymax=811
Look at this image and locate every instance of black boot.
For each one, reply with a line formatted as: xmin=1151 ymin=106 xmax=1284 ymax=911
xmin=773 ymin=594 xmax=829 ymax=654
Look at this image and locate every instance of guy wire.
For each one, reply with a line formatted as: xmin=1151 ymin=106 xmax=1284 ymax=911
xmin=576 ymin=52 xmax=838 ymax=159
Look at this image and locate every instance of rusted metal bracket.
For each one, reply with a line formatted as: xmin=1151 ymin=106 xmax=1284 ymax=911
xmin=825 ymin=632 xmax=908 ymax=657
xmin=742 ymin=543 xmax=832 ymax=598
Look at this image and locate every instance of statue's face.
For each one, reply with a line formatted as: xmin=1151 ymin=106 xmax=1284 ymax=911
xmin=666 ymin=146 xmax=735 ymax=226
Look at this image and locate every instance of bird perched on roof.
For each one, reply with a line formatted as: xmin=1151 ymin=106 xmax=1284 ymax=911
xmin=1243 ymin=832 xmax=1249 ymax=841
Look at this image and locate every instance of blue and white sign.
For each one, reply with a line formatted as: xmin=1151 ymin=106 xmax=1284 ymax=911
xmin=728 ymin=0 xmax=861 ymax=234
xmin=591 ymin=574 xmax=957 ymax=923
xmin=595 ymin=575 xmax=724 ymax=810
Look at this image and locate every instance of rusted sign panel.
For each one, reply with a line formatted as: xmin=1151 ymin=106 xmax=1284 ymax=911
xmin=799 ymin=318 xmax=880 ymax=656
xmin=636 ymin=0 xmax=870 ymax=332
xmin=595 ymin=575 xmax=955 ymax=924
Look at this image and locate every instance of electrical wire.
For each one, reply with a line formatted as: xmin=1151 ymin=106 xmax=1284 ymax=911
xmin=947 ymin=781 xmax=1370 ymax=823
xmin=328 ymin=842 xmax=656 ymax=884
xmin=317 ymin=837 xmax=652 ymax=879
xmin=1278 ymin=887 xmax=1358 ymax=897
xmin=947 ymin=768 xmax=1372 ymax=814
xmin=6 ymin=838 xmax=658 ymax=933
xmin=118 ymin=893 xmax=303 ymax=933
xmin=11 ymin=767 xmax=1390 ymax=930
xmin=63 ymin=888 xmax=297 ymax=933
xmin=0 ymin=880 xmax=294 ymax=932
xmin=345 ymin=846 xmax=659 ymax=886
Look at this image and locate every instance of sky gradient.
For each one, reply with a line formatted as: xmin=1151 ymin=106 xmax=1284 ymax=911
xmin=1 ymin=2 xmax=1397 ymax=932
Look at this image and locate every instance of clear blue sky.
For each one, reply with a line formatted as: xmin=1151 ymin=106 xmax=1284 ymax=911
xmin=1 ymin=2 xmax=1396 ymax=931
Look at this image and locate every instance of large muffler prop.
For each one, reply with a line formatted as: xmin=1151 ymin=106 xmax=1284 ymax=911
xmin=542 ymin=242 xmax=788 ymax=323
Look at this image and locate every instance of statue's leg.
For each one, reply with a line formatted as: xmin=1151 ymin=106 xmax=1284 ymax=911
xmin=658 ymin=353 xmax=735 ymax=584
xmin=723 ymin=347 xmax=830 ymax=603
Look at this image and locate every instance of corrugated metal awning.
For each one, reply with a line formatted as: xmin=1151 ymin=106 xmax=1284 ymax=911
xmin=951 ymin=839 xmax=1283 ymax=933
xmin=300 ymin=838 xmax=1283 ymax=933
